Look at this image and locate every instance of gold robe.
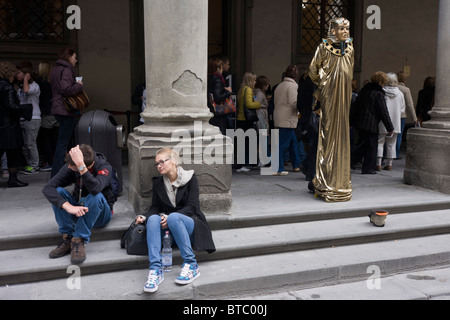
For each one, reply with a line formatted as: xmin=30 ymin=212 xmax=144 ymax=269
xmin=309 ymin=38 xmax=354 ymax=202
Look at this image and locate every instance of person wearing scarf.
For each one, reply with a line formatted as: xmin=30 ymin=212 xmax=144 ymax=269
xmin=135 ymin=148 xmax=215 ymax=293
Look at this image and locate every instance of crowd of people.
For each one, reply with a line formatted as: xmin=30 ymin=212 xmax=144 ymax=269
xmin=205 ymin=57 xmax=436 ymax=186
xmin=0 ymin=47 xmax=84 ymax=188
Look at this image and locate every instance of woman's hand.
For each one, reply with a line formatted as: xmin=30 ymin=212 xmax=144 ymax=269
xmin=135 ymin=215 xmax=146 ymax=224
xmin=160 ymin=215 xmax=168 ymax=229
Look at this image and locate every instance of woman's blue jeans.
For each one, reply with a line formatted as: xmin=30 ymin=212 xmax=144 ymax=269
xmin=146 ymin=213 xmax=196 ymax=271
xmin=52 ymin=187 xmax=112 ymax=243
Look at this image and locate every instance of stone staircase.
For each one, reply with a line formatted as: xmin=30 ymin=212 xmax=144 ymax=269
xmin=1 ymin=163 xmax=450 ymax=300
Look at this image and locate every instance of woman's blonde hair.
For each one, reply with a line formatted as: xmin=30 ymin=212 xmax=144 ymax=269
xmin=38 ymin=62 xmax=52 ymax=80
xmin=238 ymin=72 xmax=256 ymax=97
xmin=156 ymin=148 xmax=180 ymax=166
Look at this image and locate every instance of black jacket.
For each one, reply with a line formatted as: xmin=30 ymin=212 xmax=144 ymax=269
xmin=207 ymin=74 xmax=231 ymax=114
xmin=144 ymin=174 xmax=216 ymax=254
xmin=350 ymin=82 xmax=394 ymax=134
xmin=416 ymin=86 xmax=435 ymax=122
xmin=0 ymin=78 xmax=32 ymax=150
xmin=42 ymin=153 xmax=116 ymax=211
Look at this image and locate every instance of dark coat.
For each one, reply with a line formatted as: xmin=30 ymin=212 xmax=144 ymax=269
xmin=0 ymin=78 xmax=32 ymax=150
xmin=144 ymin=175 xmax=216 ymax=254
xmin=207 ymin=74 xmax=231 ymax=113
xmin=35 ymin=76 xmax=53 ymax=115
xmin=350 ymin=82 xmax=394 ymax=134
xmin=49 ymin=59 xmax=83 ymax=117
xmin=42 ymin=153 xmax=116 ymax=211
xmin=416 ymin=86 xmax=435 ymax=122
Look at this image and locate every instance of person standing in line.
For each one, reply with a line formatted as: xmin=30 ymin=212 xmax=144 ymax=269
xmin=297 ymin=72 xmax=318 ymax=192
xmin=0 ymin=62 xmax=33 ymax=188
xmin=235 ymin=72 xmax=261 ymax=172
xmin=308 ymin=18 xmax=354 ymax=202
xmin=134 ymin=148 xmax=215 ymax=293
xmin=50 ymin=47 xmax=84 ymax=178
xmin=396 ymin=71 xmax=417 ymax=159
xmin=207 ymin=57 xmax=232 ymax=135
xmin=36 ymin=62 xmax=59 ymax=172
xmin=376 ymin=73 xmax=404 ymax=171
xmin=254 ymin=75 xmax=271 ymax=164
xmin=416 ymin=76 xmax=435 ymax=125
xmin=16 ymin=61 xmax=41 ymax=175
xmin=350 ymin=72 xmax=394 ymax=175
xmin=273 ymin=65 xmax=301 ymax=176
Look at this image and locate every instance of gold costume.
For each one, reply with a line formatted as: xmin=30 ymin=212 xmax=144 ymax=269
xmin=309 ymin=19 xmax=354 ymax=202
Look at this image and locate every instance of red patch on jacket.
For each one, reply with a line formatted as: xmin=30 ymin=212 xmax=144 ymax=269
xmin=98 ymin=169 xmax=109 ymax=176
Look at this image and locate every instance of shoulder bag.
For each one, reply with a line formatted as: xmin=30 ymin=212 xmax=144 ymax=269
xmin=59 ymin=68 xmax=90 ymax=113
xmin=209 ymin=94 xmax=236 ymax=116
xmin=243 ymin=88 xmax=258 ymax=122
xmin=63 ymin=91 xmax=90 ymax=113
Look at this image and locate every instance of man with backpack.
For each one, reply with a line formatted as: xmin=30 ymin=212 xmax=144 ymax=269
xmin=42 ymin=144 xmax=118 ymax=264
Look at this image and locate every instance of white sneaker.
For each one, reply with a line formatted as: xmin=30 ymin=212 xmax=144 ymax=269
xmin=273 ymin=171 xmax=289 ymax=176
xmin=1 ymin=170 xmax=9 ymax=179
xmin=144 ymin=269 xmax=164 ymax=293
xmin=236 ymin=166 xmax=250 ymax=173
xmin=175 ymin=263 xmax=200 ymax=285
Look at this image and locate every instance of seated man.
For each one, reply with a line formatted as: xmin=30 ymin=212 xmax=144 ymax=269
xmin=42 ymin=144 xmax=116 ymax=264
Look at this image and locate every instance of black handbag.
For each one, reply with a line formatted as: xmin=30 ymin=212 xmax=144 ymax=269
xmin=120 ymin=222 xmax=148 ymax=256
xmin=243 ymin=88 xmax=258 ymax=122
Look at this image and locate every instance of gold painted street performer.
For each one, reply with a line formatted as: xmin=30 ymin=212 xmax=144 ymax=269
xmin=309 ymin=17 xmax=354 ymax=202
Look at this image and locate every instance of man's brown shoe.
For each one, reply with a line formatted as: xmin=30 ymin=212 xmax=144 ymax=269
xmin=71 ymin=237 xmax=86 ymax=264
xmin=49 ymin=234 xmax=72 ymax=259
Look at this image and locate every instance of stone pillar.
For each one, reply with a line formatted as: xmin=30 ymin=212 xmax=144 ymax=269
xmin=128 ymin=0 xmax=233 ymax=214
xmin=404 ymin=0 xmax=450 ymax=194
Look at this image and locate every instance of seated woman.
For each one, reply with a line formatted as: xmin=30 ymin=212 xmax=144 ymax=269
xmin=135 ymin=148 xmax=216 ymax=293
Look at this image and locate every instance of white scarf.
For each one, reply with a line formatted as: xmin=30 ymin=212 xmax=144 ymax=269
xmin=163 ymin=167 xmax=194 ymax=207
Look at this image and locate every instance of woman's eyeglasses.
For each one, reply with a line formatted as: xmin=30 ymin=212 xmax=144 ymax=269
xmin=154 ymin=158 xmax=171 ymax=168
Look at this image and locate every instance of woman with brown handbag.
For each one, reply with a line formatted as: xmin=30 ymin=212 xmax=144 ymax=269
xmin=49 ymin=47 xmax=84 ymax=177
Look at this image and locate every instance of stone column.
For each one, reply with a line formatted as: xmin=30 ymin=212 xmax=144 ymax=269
xmin=128 ymin=0 xmax=233 ymax=214
xmin=404 ymin=0 xmax=450 ymax=194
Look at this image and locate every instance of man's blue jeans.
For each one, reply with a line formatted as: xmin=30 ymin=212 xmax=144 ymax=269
xmin=52 ymin=187 xmax=112 ymax=243
xmin=278 ymin=128 xmax=301 ymax=172
xmin=146 ymin=213 xmax=196 ymax=271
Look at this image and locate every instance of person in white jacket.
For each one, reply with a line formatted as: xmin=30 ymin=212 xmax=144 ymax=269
xmin=377 ymin=73 xmax=405 ymax=171
xmin=273 ymin=65 xmax=301 ymax=175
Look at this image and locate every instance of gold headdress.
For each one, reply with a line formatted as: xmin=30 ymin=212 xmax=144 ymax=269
xmin=327 ymin=17 xmax=350 ymax=43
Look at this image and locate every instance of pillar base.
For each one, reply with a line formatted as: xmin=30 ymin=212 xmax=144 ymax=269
xmin=404 ymin=127 xmax=450 ymax=194
xmin=127 ymin=121 xmax=233 ymax=215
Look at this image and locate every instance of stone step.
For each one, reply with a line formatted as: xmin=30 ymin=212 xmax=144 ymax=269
xmin=1 ymin=210 xmax=449 ymax=287
xmin=2 ymin=193 xmax=450 ymax=251
xmin=1 ymin=233 xmax=450 ymax=300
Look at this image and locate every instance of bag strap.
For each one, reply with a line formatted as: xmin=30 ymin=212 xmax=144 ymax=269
xmin=243 ymin=88 xmax=248 ymax=109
